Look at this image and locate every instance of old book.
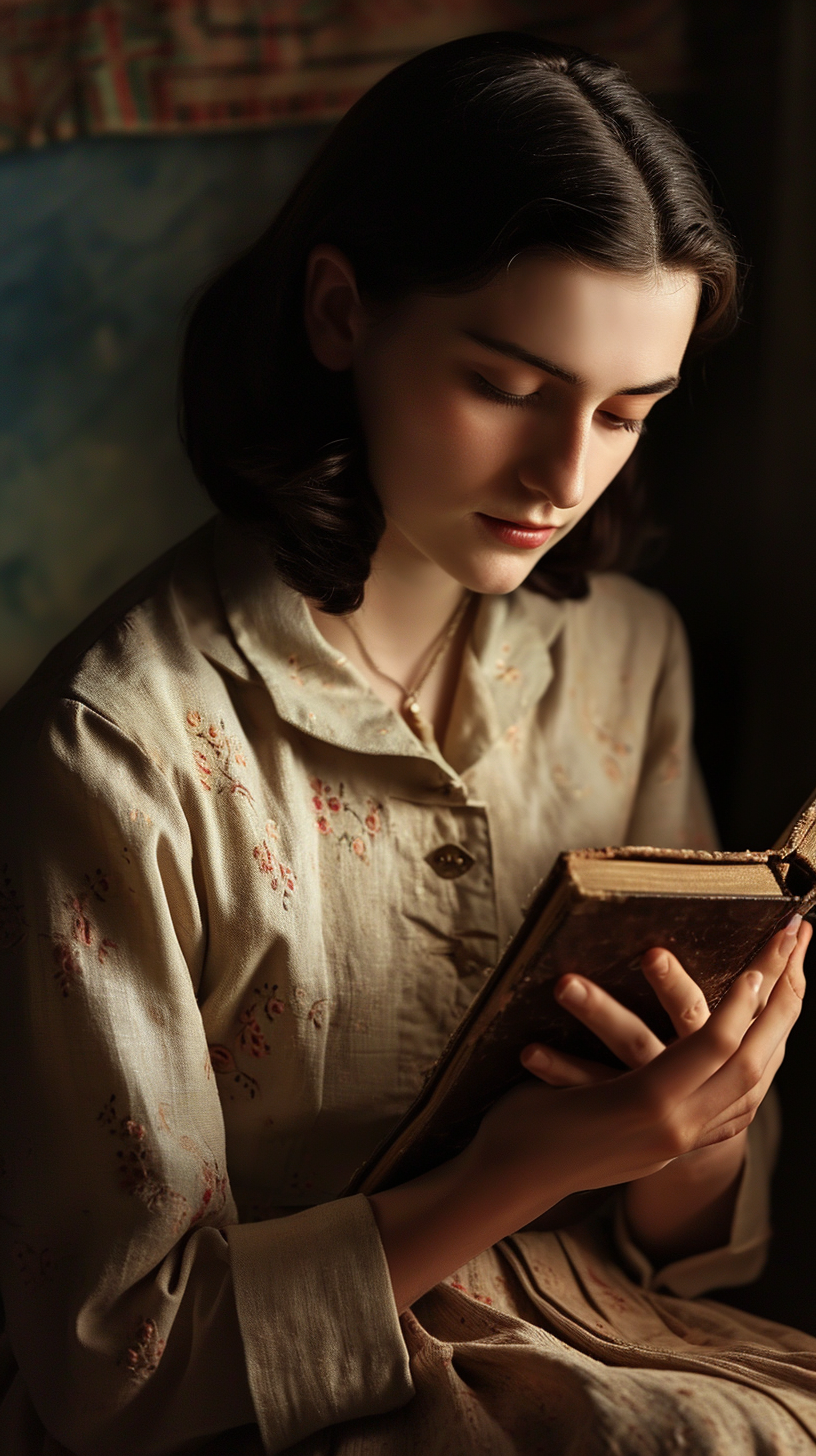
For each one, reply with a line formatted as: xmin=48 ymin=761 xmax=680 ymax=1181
xmin=347 ymin=788 xmax=816 ymax=1212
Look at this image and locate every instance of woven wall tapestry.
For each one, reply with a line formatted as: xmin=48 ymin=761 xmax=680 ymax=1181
xmin=0 ymin=0 xmax=687 ymax=151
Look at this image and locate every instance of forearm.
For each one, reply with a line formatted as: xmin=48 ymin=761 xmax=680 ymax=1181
xmin=367 ymin=1149 xmax=563 ymax=1313
xmin=622 ymin=1130 xmax=747 ymax=1267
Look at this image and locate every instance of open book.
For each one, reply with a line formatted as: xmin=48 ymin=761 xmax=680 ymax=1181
xmin=346 ymin=787 xmax=816 ymax=1211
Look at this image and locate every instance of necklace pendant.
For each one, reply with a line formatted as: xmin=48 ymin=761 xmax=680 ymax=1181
xmin=405 ymin=695 xmax=422 ymax=718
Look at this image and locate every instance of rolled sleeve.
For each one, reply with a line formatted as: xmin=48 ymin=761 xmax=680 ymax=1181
xmin=612 ymin=1086 xmax=781 ymax=1298
xmin=228 ymin=1195 xmax=413 ymax=1453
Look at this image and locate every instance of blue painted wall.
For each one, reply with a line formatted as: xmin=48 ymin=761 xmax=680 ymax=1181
xmin=0 ymin=125 xmax=329 ymax=703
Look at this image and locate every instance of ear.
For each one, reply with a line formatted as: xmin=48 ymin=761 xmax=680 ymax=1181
xmin=303 ymin=244 xmax=363 ymax=371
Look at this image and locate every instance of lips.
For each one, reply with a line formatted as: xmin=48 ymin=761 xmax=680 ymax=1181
xmin=476 ymin=513 xmax=558 ymax=550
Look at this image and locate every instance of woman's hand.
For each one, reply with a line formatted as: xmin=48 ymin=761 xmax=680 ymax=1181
xmin=469 ymin=916 xmax=808 ymax=1220
xmin=369 ymin=918 xmax=808 ymax=1312
xmin=517 ymin=915 xmax=810 ymax=1262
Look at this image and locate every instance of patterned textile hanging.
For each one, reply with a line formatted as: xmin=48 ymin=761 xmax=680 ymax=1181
xmin=0 ymin=0 xmax=688 ymax=152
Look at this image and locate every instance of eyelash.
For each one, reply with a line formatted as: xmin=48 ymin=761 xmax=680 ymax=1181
xmin=471 ymin=373 xmax=647 ymax=436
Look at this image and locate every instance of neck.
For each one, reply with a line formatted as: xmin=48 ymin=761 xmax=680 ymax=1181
xmin=306 ymin=520 xmax=472 ymax=744
xmin=352 ymin=521 xmax=467 ymax=671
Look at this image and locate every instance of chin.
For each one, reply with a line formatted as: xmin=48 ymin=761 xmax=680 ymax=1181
xmin=443 ymin=550 xmax=547 ymax=597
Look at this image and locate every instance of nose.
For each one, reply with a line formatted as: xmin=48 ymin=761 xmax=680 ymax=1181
xmin=517 ymin=408 xmax=590 ymax=511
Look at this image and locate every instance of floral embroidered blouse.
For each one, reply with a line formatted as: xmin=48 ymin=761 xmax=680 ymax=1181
xmin=0 ymin=516 xmax=778 ymax=1455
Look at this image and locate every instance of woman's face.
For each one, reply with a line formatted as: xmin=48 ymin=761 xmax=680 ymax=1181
xmin=309 ymin=252 xmax=701 ymax=596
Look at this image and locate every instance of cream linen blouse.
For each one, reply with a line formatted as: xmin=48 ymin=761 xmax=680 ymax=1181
xmin=0 ymin=516 xmax=778 ymax=1455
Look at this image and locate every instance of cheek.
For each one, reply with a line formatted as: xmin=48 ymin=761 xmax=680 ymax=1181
xmin=363 ymin=374 xmax=511 ymax=505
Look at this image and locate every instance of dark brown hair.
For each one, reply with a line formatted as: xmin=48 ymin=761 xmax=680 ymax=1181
xmin=180 ymin=31 xmax=739 ymax=612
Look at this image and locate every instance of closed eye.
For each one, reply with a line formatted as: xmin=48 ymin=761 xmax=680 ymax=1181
xmin=472 ymin=374 xmax=647 ymax=436
xmin=597 ymin=411 xmax=647 ymax=436
xmin=471 ymin=373 xmax=539 ymax=408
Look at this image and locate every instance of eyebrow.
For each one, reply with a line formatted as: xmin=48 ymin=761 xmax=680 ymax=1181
xmin=460 ymin=328 xmax=681 ymax=397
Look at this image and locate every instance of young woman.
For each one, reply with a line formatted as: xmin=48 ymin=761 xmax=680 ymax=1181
xmin=2 ymin=31 xmax=815 ymax=1456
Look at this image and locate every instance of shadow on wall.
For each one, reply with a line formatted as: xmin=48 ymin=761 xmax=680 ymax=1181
xmin=0 ymin=124 xmax=330 ymax=705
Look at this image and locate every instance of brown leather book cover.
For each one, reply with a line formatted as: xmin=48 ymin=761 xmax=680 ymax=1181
xmin=347 ymin=788 xmax=816 ymax=1212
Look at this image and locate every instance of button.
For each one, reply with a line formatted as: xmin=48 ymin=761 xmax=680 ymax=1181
xmin=426 ymin=843 xmax=475 ymax=879
xmin=441 ymin=780 xmax=466 ymax=800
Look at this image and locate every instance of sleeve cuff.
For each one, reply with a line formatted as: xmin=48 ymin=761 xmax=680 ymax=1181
xmin=612 ymin=1085 xmax=781 ymax=1299
xmin=226 ymin=1193 xmax=414 ymax=1454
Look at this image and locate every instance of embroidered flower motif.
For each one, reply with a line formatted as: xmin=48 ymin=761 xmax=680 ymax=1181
xmin=236 ymin=1003 xmax=270 ymax=1059
xmin=253 ymin=822 xmax=296 ymax=908
xmin=208 ymin=1051 xmax=260 ymax=1102
xmin=177 ymin=1134 xmax=229 ymax=1226
xmin=309 ymin=778 xmax=384 ymax=865
xmin=53 ymin=940 xmax=82 ymax=996
xmin=0 ymin=866 xmax=27 ymax=950
xmin=98 ymin=1095 xmax=189 ymax=1232
xmin=581 ymin=697 xmax=633 ymax=762
xmin=207 ymin=1044 xmax=236 ymax=1075
xmin=185 ymin=712 xmax=254 ymax=804
xmin=495 ymin=642 xmax=521 ymax=684
xmin=50 ymin=870 xmax=117 ymax=996
xmin=307 ymin=998 xmax=326 ymax=1029
xmin=260 ymin=984 xmax=287 ymax=1019
xmin=123 ymin=1318 xmax=166 ymax=1381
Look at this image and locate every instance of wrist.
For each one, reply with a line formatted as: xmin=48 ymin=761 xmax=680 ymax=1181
xmin=368 ymin=1144 xmax=566 ymax=1313
xmin=623 ymin=1132 xmax=747 ymax=1267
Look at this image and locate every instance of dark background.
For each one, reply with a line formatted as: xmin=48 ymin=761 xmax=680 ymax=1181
xmin=634 ymin=0 xmax=816 ymax=1332
xmin=2 ymin=0 xmax=815 ymax=1331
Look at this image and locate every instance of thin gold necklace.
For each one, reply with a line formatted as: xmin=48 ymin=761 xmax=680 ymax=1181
xmin=341 ymin=592 xmax=472 ymax=733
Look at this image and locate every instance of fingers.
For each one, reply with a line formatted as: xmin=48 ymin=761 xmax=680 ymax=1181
xmin=631 ymin=966 xmax=766 ymax=1112
xmin=744 ymin=915 xmax=806 ymax=1008
xmin=640 ymin=948 xmax=709 ymax=1039
xmin=521 ymin=1042 xmax=619 ymax=1087
xmin=553 ymin=975 xmax=664 ymax=1069
xmin=639 ymin=916 xmax=805 ymax=1040
xmin=689 ymin=921 xmax=809 ymax=1126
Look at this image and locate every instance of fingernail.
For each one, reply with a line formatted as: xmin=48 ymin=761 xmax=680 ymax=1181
xmin=556 ymin=978 xmax=586 ymax=1006
xmin=645 ymin=951 xmax=670 ymax=976
xmin=522 ymin=1046 xmax=549 ymax=1072
xmin=785 ymin=914 xmax=803 ymax=938
xmin=746 ymin=970 xmax=763 ymax=993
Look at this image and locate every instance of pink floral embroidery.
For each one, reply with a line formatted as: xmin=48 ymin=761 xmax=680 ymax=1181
xmin=307 ymin=998 xmax=326 ymax=1029
xmin=177 ymin=1135 xmax=229 ymax=1226
xmin=185 ymin=712 xmax=254 ymax=804
xmin=208 ymin=1043 xmax=236 ymax=1074
xmin=253 ymin=821 xmax=296 ymax=909
xmin=230 ymin=980 xmax=287 ymax=1062
xmin=236 ymin=1002 xmax=270 ymax=1059
xmin=51 ymin=870 xmax=117 ymax=996
xmin=98 ymin=1095 xmax=189 ymax=1233
xmin=207 ymin=1044 xmax=260 ymax=1101
xmin=308 ymin=777 xmax=384 ymax=865
xmin=0 ymin=866 xmax=26 ymax=950
xmin=123 ymin=1318 xmax=166 ymax=1381
xmin=495 ymin=642 xmax=521 ymax=684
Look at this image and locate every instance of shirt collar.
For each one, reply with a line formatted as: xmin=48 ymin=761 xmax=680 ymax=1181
xmin=212 ymin=515 xmax=566 ymax=774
